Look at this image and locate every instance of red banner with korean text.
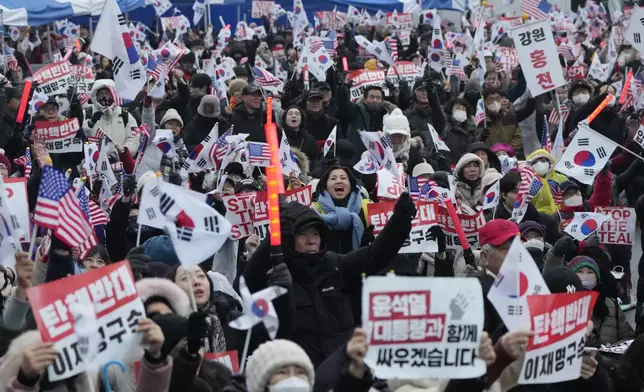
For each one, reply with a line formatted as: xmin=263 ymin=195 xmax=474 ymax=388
xmin=34 ymin=118 xmax=83 ymax=154
xmin=253 ymin=185 xmax=312 ymax=240
xmin=34 ymin=61 xmax=74 ymax=96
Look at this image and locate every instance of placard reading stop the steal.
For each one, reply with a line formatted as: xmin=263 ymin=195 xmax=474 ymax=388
xmin=594 ymin=207 xmax=636 ymax=245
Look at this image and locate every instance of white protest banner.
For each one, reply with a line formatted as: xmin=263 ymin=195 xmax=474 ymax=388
xmin=438 ymin=207 xmax=485 ymax=249
xmin=487 ymin=237 xmax=550 ymax=332
xmin=362 ymin=275 xmax=485 ymax=379
xmin=594 ymin=207 xmax=636 ymax=245
xmin=511 ymin=20 xmax=565 ymax=96
xmin=385 ymin=61 xmax=419 ymax=87
xmin=495 ymin=47 xmax=519 ymax=74
xmin=367 ymin=201 xmax=439 ymax=253
xmin=348 ymin=70 xmax=386 ymax=102
xmin=625 ymin=6 xmax=644 ymax=54
xmin=27 ymin=261 xmax=145 ymax=381
xmin=33 ymin=61 xmax=74 ymax=96
xmin=633 ymin=118 xmax=644 ymax=149
xmin=223 ymin=192 xmax=256 ymax=240
xmin=386 ymin=12 xmax=413 ymax=29
xmin=70 ymin=64 xmax=95 ymax=94
xmin=0 ymin=178 xmax=22 ymax=267
xmin=3 ymin=178 xmax=29 ymax=242
xmin=253 ymin=186 xmax=312 ymax=240
xmin=564 ymin=212 xmax=611 ymax=241
xmin=272 ymin=44 xmax=286 ymax=60
xmin=554 ymin=123 xmax=618 ymax=185
xmin=34 ymin=118 xmax=83 ymax=154
xmin=252 ymin=1 xmax=274 ymax=18
xmin=376 ymin=166 xmax=406 ymax=200
xmin=519 ymin=291 xmax=598 ymax=384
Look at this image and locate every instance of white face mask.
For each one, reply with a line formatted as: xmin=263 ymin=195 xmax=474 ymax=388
xmin=524 ymin=238 xmax=545 ymax=251
xmin=572 ymin=93 xmax=589 ymax=105
xmin=580 ymin=275 xmax=597 ymax=290
xmin=487 ymin=102 xmax=501 ymax=113
xmin=564 ymin=194 xmax=583 ymax=207
xmin=532 ymin=161 xmax=550 ymax=176
xmin=268 ymin=377 xmax=310 ymax=392
xmin=453 ymin=110 xmax=468 ymax=123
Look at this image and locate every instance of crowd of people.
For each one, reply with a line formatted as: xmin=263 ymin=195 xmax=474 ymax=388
xmin=1 ymin=1 xmax=644 ymax=391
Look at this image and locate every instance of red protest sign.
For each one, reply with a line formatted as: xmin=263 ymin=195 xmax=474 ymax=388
xmin=519 ymin=291 xmax=598 ymax=384
xmin=253 ymin=185 xmax=312 ymax=240
xmin=26 ymin=261 xmax=145 ymax=381
xmin=33 ymin=61 xmax=74 ymax=96
xmin=223 ymin=192 xmax=257 ymax=240
xmin=367 ymin=201 xmax=439 ymax=253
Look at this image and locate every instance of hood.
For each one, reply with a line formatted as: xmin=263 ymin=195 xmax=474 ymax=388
xmin=526 ymin=148 xmax=556 ymax=167
xmin=90 ymin=79 xmax=117 ymax=111
xmin=454 ymin=153 xmax=485 ymax=180
xmin=481 ymin=168 xmax=502 ymax=190
xmin=468 ymin=142 xmax=501 ymax=171
xmin=280 ymin=201 xmax=328 ymax=252
xmin=291 ymin=147 xmax=310 ymax=175
xmin=136 ymin=277 xmax=192 ymax=317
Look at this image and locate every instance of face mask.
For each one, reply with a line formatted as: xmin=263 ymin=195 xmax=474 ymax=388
xmin=524 ymin=238 xmax=545 ymax=251
xmin=268 ymin=377 xmax=311 ymax=392
xmin=564 ymin=194 xmax=583 ymax=206
xmin=572 ymin=93 xmax=589 ymax=105
xmin=365 ymin=102 xmax=381 ymax=112
xmin=453 ymin=110 xmax=468 ymax=123
xmin=487 ymin=102 xmax=501 ymax=113
xmin=580 ymin=275 xmax=597 ymax=290
xmin=532 ymin=161 xmax=550 ymax=176
xmin=98 ymin=96 xmax=114 ymax=107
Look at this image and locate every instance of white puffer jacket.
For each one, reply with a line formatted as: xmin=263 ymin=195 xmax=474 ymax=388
xmin=83 ymin=79 xmax=140 ymax=154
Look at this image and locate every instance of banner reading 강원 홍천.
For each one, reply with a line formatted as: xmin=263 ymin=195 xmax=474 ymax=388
xmin=362 ymin=275 xmax=485 ymax=380
xmin=27 ymin=261 xmax=145 ymax=381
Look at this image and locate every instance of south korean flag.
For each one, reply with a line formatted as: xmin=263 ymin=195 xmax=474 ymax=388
xmin=554 ymin=122 xmax=619 ymax=185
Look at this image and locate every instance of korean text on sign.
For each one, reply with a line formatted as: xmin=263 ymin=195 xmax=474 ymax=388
xmin=362 ymin=276 xmax=485 ymax=380
xmin=349 ymin=70 xmax=386 ymax=102
xmin=436 ymin=206 xmax=485 ymax=249
xmin=519 ymin=291 xmax=599 ymax=384
xmin=27 ymin=261 xmax=145 ymax=381
xmin=34 ymin=61 xmax=74 ymax=96
xmin=34 ymin=118 xmax=83 ymax=154
xmin=367 ymin=201 xmax=439 ymax=253
xmin=253 ymin=185 xmax=312 ymax=240
xmin=512 ymin=20 xmax=565 ymax=96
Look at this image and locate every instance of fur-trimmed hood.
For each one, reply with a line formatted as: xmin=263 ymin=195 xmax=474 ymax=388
xmin=454 ymin=153 xmax=485 ymax=180
xmin=136 ymin=278 xmax=192 ymax=317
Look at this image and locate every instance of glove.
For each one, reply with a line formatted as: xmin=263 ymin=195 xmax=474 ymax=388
xmin=552 ymin=236 xmax=578 ymax=257
xmin=186 ymin=311 xmax=209 ymax=355
xmin=394 ymin=192 xmax=417 ymax=220
xmin=267 ymin=263 xmax=293 ymax=289
xmin=463 ymin=248 xmax=476 ymax=267
xmin=122 ymin=174 xmax=137 ymax=197
xmin=481 ymin=128 xmax=491 ymax=139
xmin=89 ymin=111 xmax=103 ymax=127
xmin=428 ymin=226 xmax=446 ymax=253
xmin=360 ymin=225 xmax=376 ymax=247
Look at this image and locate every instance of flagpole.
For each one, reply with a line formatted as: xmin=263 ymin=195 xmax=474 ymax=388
xmin=136 ymin=224 xmax=142 ymax=246
xmin=27 ymin=225 xmax=38 ymax=261
xmin=239 ymin=330 xmax=252 ymax=373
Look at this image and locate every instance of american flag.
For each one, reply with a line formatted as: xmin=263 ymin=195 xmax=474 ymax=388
xmin=521 ymin=0 xmax=551 ymax=20
xmin=541 ymin=115 xmax=552 ymax=153
xmin=132 ymin=123 xmax=151 ymax=139
xmin=548 ymin=179 xmax=564 ymax=205
xmin=515 ymin=166 xmax=542 ymax=210
xmin=76 ymin=186 xmax=99 ymax=259
xmin=4 ymin=46 xmax=18 ymax=71
xmin=77 ymin=185 xmax=108 ymax=226
xmin=309 ymin=38 xmax=325 ymax=54
xmin=87 ymin=128 xmax=106 ymax=144
xmin=146 ymin=54 xmax=163 ymax=81
xmin=557 ymin=42 xmax=573 ymax=61
xmin=247 ymin=141 xmax=271 ymax=164
xmin=408 ymin=176 xmax=438 ymax=201
xmin=214 ymin=128 xmax=233 ymax=162
xmin=475 ymin=99 xmax=486 ymax=126
xmin=548 ymin=103 xmax=569 ymax=125
xmin=252 ymin=67 xmax=282 ymax=88
xmin=388 ymin=38 xmax=398 ymax=62
xmin=448 ymin=55 xmax=466 ymax=81
xmin=34 ymin=166 xmax=93 ymax=248
xmin=517 ymin=165 xmax=536 ymax=197
xmin=13 ymin=148 xmax=32 ymax=178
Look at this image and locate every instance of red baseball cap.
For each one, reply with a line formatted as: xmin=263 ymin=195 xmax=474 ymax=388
xmin=479 ymin=219 xmax=519 ymax=247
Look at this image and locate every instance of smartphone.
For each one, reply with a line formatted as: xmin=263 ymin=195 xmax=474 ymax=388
xmin=583 ymin=347 xmax=598 ymax=358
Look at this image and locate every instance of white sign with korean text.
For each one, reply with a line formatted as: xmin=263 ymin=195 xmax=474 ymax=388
xmin=3 ymin=178 xmax=29 ymax=243
xmin=362 ymin=276 xmax=485 ymax=379
xmin=367 ymin=201 xmax=439 ymax=254
xmin=512 ymin=20 xmax=565 ymax=96
xmin=519 ymin=291 xmax=598 ymax=384
xmin=26 ymin=261 xmax=145 ymax=381
xmin=349 ymin=70 xmax=386 ymax=102
xmin=34 ymin=119 xmax=83 ymax=154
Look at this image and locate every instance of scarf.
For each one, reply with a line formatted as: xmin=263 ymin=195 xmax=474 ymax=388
xmin=202 ymin=300 xmax=227 ymax=353
xmin=317 ymin=188 xmax=364 ymax=251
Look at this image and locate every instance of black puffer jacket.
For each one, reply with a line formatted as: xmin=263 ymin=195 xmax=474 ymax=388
xmin=243 ymin=201 xmax=413 ymax=367
xmin=304 ymin=110 xmax=338 ymax=142
xmin=443 ymin=117 xmax=477 ymax=165
xmin=183 ymin=114 xmax=219 ymax=151
xmin=222 ymin=103 xmax=273 ymax=142
xmin=280 ymin=126 xmax=320 ymax=168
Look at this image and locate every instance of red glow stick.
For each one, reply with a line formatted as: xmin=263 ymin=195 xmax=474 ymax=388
xmin=445 ymin=202 xmax=470 ymax=251
xmin=342 ymin=57 xmax=348 ymax=71
xmin=619 ymin=69 xmax=633 ymax=105
xmin=264 ymin=97 xmax=284 ymax=246
xmin=587 ymin=94 xmax=613 ymax=124
xmin=16 ymin=79 xmax=32 ymax=124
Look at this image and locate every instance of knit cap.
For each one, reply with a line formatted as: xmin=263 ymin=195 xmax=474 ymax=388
xmin=568 ymin=255 xmax=601 ymax=280
xmin=383 ymin=108 xmax=410 ymax=136
xmin=245 ymin=340 xmax=315 ymax=392
xmin=160 ymin=108 xmax=184 ymax=128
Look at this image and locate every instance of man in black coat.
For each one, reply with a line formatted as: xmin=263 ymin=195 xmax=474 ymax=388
xmin=300 ymin=89 xmax=338 ymax=143
xmin=223 ymin=84 xmax=271 ymax=142
xmin=243 ymin=194 xmax=417 ymax=367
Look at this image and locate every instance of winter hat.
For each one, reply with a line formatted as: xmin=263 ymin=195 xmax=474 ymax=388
xmin=543 ymin=266 xmax=583 ymax=293
xmin=197 ymin=95 xmax=221 ymax=118
xmin=0 ymin=149 xmax=10 ymax=171
xmin=137 ymin=171 xmax=158 ymax=194
xmin=481 ymin=169 xmax=503 ymax=191
xmin=136 ymin=277 xmax=192 ymax=317
xmin=490 ymin=143 xmax=516 ymax=157
xmin=143 ymin=235 xmax=180 ymax=265
xmin=412 ymin=162 xmax=435 ymax=177
xmin=559 ymin=180 xmax=581 ymax=195
xmin=228 ymin=79 xmax=248 ymax=97
xmin=245 ymin=339 xmax=315 ymax=392
xmin=160 ymin=109 xmax=184 ymax=128
xmin=190 ymin=73 xmax=212 ymax=89
xmin=383 ymin=108 xmax=410 ymax=136
xmin=568 ymin=255 xmax=601 ymax=280
xmin=454 ymin=153 xmax=485 ymax=180
xmin=364 ymin=58 xmax=377 ymax=70
xmin=519 ymin=221 xmax=545 ymax=238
